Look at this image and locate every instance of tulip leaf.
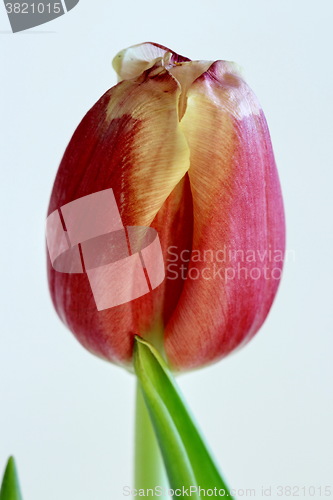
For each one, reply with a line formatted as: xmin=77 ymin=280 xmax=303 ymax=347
xmin=0 ymin=457 xmax=23 ymax=500
xmin=133 ymin=336 xmax=234 ymax=499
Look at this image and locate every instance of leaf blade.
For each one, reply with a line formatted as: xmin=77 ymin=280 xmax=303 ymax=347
xmin=134 ymin=340 xmax=199 ymax=498
xmin=0 ymin=457 xmax=23 ymax=500
xmin=134 ymin=337 xmax=234 ymax=499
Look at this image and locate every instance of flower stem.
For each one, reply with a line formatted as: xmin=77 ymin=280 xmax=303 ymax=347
xmin=134 ymin=381 xmax=168 ymax=498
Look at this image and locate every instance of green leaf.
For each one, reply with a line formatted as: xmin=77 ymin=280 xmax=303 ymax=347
xmin=133 ymin=336 xmax=234 ymax=499
xmin=0 ymin=457 xmax=23 ymax=500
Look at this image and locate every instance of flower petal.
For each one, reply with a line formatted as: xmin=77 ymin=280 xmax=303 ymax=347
xmin=165 ymin=61 xmax=285 ymax=371
xmin=48 ymin=64 xmax=191 ymax=364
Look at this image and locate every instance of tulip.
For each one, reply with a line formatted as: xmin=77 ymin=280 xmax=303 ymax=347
xmin=47 ymin=42 xmax=285 ymax=371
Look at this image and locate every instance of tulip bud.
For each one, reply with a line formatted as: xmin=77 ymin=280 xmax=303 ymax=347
xmin=47 ymin=42 xmax=285 ymax=371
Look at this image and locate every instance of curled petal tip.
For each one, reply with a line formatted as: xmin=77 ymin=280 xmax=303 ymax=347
xmin=112 ymin=42 xmax=190 ymax=82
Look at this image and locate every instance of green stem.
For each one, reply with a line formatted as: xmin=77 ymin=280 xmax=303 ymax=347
xmin=134 ymin=382 xmax=169 ymax=498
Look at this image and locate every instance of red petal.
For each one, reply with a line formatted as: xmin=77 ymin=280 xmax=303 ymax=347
xmin=164 ymin=61 xmax=285 ymax=370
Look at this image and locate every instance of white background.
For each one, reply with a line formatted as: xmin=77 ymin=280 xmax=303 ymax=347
xmin=1 ymin=1 xmax=332 ymax=499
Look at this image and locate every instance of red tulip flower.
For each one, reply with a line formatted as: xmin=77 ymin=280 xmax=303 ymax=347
xmin=47 ymin=42 xmax=285 ymax=372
